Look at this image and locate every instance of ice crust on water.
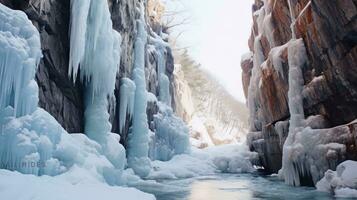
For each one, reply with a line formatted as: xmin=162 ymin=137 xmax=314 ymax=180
xmin=316 ymin=160 xmax=357 ymax=198
xmin=126 ymin=3 xmax=152 ymax=178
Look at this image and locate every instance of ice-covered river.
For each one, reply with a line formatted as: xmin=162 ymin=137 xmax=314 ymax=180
xmin=146 ymin=173 xmax=349 ymax=200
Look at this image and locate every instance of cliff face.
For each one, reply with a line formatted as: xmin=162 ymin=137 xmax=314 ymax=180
xmin=243 ymin=0 xmax=357 ymax=183
xmin=0 ymin=0 xmax=176 ymax=146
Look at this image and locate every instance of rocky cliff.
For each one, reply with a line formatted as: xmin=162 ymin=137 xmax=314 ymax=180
xmin=0 ymin=0 xmax=176 ymax=146
xmin=243 ymin=0 xmax=357 ymax=185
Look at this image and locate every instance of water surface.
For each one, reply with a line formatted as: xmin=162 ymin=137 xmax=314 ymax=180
xmin=148 ymin=173 xmax=347 ymax=200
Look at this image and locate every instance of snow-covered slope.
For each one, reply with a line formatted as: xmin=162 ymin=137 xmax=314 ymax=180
xmin=174 ymin=51 xmax=249 ymax=148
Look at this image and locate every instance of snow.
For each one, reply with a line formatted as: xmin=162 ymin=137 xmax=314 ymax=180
xmin=147 ymin=92 xmax=158 ymax=103
xmin=0 ymin=3 xmax=42 ymax=117
xmin=189 ymin=116 xmax=215 ymax=148
xmin=241 ymin=52 xmax=253 ymax=64
xmin=316 ymin=160 xmax=357 ymax=198
xmin=127 ymin=3 xmax=152 ymax=178
xmin=149 ymin=103 xmax=190 ymax=161
xmin=119 ymin=78 xmax=136 ymax=134
xmin=0 ymin=169 xmax=155 ymax=200
xmin=148 ymin=144 xmax=256 ymax=180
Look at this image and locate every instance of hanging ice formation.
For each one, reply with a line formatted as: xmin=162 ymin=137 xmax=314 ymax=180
xmin=247 ymin=1 xmax=271 ymax=132
xmin=0 ymin=3 xmax=126 ymax=185
xmin=119 ymin=78 xmax=136 ymax=134
xmin=280 ymin=39 xmax=309 ymax=186
xmin=126 ymin=3 xmax=152 ymax=178
xmin=152 ymin=37 xmax=171 ymax=107
xmin=146 ymin=22 xmax=190 ymax=162
xmin=68 ymin=0 xmax=126 ymax=184
xmin=0 ymin=4 xmax=41 ymax=117
xmin=0 ymin=3 xmax=42 ymax=174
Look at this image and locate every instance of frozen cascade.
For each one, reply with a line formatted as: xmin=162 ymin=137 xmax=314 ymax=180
xmin=147 ymin=29 xmax=191 ymax=161
xmin=280 ymin=39 xmax=308 ymax=186
xmin=157 ymin=48 xmax=172 ymax=106
xmin=0 ymin=3 xmax=127 ymax=186
xmin=126 ymin=4 xmax=152 ymax=178
xmin=68 ymin=0 xmax=126 ymax=184
xmin=150 ymin=103 xmax=191 ymax=161
xmin=149 ymin=31 xmax=172 ymax=106
xmin=0 ymin=3 xmax=42 ymax=174
xmin=247 ymin=3 xmax=269 ymax=131
xmin=119 ymin=78 xmax=136 ymax=134
xmin=0 ymin=4 xmax=41 ymax=117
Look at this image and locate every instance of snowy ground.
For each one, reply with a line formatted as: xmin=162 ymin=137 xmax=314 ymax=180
xmin=148 ymin=144 xmax=257 ymax=180
xmin=0 ymin=169 xmax=155 ymax=200
xmin=0 ymin=143 xmax=255 ymax=200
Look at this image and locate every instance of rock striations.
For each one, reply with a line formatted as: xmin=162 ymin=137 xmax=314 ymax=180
xmin=242 ymin=0 xmax=357 ymax=186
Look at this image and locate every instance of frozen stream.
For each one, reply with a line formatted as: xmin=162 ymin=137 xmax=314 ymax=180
xmin=146 ymin=173 xmax=350 ymax=200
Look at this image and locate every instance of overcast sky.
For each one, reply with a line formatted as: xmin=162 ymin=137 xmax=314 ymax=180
xmin=163 ymin=0 xmax=253 ymax=103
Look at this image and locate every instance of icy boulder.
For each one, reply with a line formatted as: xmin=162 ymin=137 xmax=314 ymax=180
xmin=150 ymin=103 xmax=191 ymax=161
xmin=316 ymin=161 xmax=357 ymax=198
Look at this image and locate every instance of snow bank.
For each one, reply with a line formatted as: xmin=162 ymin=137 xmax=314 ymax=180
xmin=148 ymin=144 xmax=256 ymax=180
xmin=0 ymin=169 xmax=155 ymax=200
xmin=316 ymin=161 xmax=357 ymax=198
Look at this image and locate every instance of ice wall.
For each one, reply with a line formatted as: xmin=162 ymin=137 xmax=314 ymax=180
xmin=0 ymin=3 xmax=41 ymax=117
xmin=0 ymin=3 xmax=125 ymax=185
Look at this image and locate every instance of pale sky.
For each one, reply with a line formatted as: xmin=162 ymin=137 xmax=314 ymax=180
xmin=163 ymin=0 xmax=253 ymax=103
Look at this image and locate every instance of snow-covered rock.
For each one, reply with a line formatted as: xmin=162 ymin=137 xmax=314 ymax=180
xmin=316 ymin=160 xmax=357 ymax=198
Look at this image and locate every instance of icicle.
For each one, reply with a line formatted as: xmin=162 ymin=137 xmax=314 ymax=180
xmin=68 ymin=0 xmax=125 ymax=185
xmin=119 ymin=78 xmax=136 ymax=134
xmin=0 ymin=4 xmax=42 ymax=117
xmin=157 ymin=48 xmax=172 ymax=106
xmin=126 ymin=3 xmax=152 ymax=177
xmin=281 ymin=39 xmax=308 ymax=186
